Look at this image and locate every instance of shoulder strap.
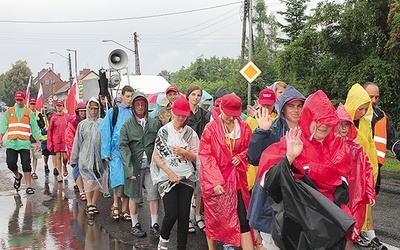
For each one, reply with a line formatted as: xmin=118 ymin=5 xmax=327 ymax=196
xmin=112 ymin=106 xmax=119 ymax=128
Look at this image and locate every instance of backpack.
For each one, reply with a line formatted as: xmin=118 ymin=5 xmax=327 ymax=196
xmin=112 ymin=106 xmax=119 ymax=128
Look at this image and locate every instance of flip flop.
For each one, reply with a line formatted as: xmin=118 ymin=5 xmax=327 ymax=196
xmin=13 ymin=173 xmax=23 ymax=190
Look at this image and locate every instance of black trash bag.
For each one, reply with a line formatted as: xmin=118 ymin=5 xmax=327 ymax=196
xmin=266 ymin=160 xmax=355 ymax=250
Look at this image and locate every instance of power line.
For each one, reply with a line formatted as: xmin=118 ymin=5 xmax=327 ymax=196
xmin=0 ymin=2 xmax=242 ymax=24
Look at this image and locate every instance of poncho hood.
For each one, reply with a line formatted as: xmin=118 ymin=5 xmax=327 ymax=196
xmin=336 ymin=103 xmax=358 ymax=140
xmin=298 ymin=90 xmax=340 ymax=143
xmin=343 ymin=83 xmax=372 ymax=121
xmin=131 ymin=91 xmax=148 ymax=117
xmin=279 ymin=85 xmax=306 ymax=114
xmin=86 ymin=96 xmax=101 ymax=120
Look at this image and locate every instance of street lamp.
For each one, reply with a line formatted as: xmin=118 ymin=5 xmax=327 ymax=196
xmin=67 ymin=48 xmax=78 ymax=81
xmin=46 ymin=62 xmax=55 ymax=105
xmin=102 ymin=39 xmax=134 ymax=53
xmin=45 ymin=62 xmax=54 ymax=71
xmin=50 ymin=51 xmax=73 ymax=86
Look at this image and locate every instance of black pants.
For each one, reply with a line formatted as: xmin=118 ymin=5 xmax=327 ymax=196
xmin=6 ymin=148 xmax=31 ymax=172
xmin=160 ymin=183 xmax=194 ymax=250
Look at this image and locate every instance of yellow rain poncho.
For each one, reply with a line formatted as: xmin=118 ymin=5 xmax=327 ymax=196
xmin=344 ymin=83 xmax=378 ymax=231
xmin=344 ymin=83 xmax=378 ymax=181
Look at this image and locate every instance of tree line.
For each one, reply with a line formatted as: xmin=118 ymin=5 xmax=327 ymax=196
xmin=160 ymin=0 xmax=400 ymax=131
xmin=1 ymin=0 xmax=400 ymax=130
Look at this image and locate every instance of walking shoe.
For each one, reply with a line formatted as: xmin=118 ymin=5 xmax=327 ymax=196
xmin=131 ymin=223 xmax=147 ymax=237
xmin=150 ymin=223 xmax=160 ymax=237
xmin=188 ymin=221 xmax=196 ymax=233
xmin=371 ymin=237 xmax=388 ymax=250
xmin=356 ymin=232 xmax=370 ymax=247
xmin=44 ymin=165 xmax=50 ymax=175
xmin=157 ymin=236 xmax=169 ymax=250
xmin=103 ymin=192 xmax=111 ymax=198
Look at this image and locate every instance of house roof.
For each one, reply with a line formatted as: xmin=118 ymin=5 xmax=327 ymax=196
xmin=54 ymin=83 xmax=70 ymax=95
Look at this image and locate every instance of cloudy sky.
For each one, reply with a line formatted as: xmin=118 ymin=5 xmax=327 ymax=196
xmin=0 ymin=0 xmax=320 ymax=81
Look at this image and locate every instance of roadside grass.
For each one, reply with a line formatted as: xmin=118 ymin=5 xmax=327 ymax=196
xmin=382 ymin=151 xmax=400 ymax=179
xmin=382 ymin=151 xmax=400 ymax=172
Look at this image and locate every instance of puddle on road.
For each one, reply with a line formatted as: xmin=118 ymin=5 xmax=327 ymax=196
xmin=0 ymin=178 xmax=134 ymax=250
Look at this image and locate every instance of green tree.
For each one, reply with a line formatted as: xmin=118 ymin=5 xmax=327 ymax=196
xmin=0 ymin=60 xmax=33 ymax=106
xmin=277 ymin=0 xmax=310 ymax=44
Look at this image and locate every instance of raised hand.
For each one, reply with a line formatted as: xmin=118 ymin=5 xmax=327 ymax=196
xmin=286 ymin=127 xmax=303 ymax=164
xmin=255 ymin=107 xmax=273 ymax=130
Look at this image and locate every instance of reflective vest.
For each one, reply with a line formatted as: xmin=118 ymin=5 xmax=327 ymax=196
xmin=374 ymin=111 xmax=387 ymax=165
xmin=7 ymin=107 xmax=31 ymax=141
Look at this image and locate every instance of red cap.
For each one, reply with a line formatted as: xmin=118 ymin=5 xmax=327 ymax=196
xmin=29 ymin=98 xmax=37 ymax=105
xmin=76 ymin=101 xmax=87 ymax=111
xmin=220 ymin=94 xmax=242 ymax=117
xmin=258 ymin=88 xmax=276 ymax=105
xmin=14 ymin=91 xmax=25 ymax=100
xmin=286 ymin=98 xmax=305 ymax=105
xmin=166 ymin=85 xmax=179 ymax=94
xmin=55 ymin=100 xmax=64 ymax=106
xmin=171 ymin=98 xmax=190 ymax=116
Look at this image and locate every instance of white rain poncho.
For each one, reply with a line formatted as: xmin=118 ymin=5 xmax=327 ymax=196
xmin=70 ymin=97 xmax=108 ymax=193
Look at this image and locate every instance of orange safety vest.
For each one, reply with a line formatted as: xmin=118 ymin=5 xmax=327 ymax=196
xmin=7 ymin=107 xmax=31 ymax=141
xmin=374 ymin=111 xmax=387 ymax=165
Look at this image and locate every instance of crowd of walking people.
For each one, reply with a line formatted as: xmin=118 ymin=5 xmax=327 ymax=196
xmin=1 ymin=80 xmax=399 ymax=250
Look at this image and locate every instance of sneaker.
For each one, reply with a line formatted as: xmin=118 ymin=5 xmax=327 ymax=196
xmin=157 ymin=237 xmax=169 ymax=250
xmin=371 ymin=237 xmax=388 ymax=250
xmin=150 ymin=223 xmax=160 ymax=237
xmin=131 ymin=223 xmax=147 ymax=237
xmin=357 ymin=232 xmax=370 ymax=247
xmin=223 ymin=244 xmax=235 ymax=250
xmin=103 ymin=192 xmax=111 ymax=198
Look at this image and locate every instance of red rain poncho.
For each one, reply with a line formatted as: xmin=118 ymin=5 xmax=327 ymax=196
xmin=47 ymin=112 xmax=68 ymax=152
xmin=199 ymin=116 xmax=252 ymax=246
xmin=258 ymin=90 xmax=349 ymax=202
xmin=336 ymin=103 xmax=376 ymax=241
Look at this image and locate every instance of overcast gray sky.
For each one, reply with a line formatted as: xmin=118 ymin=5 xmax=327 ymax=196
xmin=0 ymin=0 xmax=319 ymax=81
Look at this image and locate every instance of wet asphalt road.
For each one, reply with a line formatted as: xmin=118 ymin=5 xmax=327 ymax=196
xmin=0 ymin=147 xmax=399 ymax=249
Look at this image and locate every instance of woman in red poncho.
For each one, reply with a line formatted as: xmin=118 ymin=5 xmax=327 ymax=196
xmin=199 ymin=94 xmax=253 ymax=250
xmin=257 ymin=90 xmax=355 ymax=250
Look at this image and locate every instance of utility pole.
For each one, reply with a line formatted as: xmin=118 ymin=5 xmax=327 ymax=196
xmin=133 ymin=32 xmax=141 ymax=75
xmin=247 ymin=0 xmax=253 ymax=106
xmin=68 ymin=53 xmax=73 ymax=86
xmin=240 ymin=0 xmax=248 ymax=64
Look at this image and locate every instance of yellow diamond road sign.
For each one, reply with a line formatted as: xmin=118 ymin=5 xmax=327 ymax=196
xmin=240 ymin=61 xmax=261 ymax=83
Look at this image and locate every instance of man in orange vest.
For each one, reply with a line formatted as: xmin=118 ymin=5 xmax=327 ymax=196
xmin=359 ymin=82 xmax=399 ymax=249
xmin=363 ymin=82 xmax=400 ymax=193
xmin=0 ymin=91 xmax=41 ymax=195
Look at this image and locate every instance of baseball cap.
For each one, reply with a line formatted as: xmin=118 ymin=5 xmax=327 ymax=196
xmin=14 ymin=91 xmax=25 ymax=100
xmin=88 ymin=101 xmax=99 ymax=109
xmin=286 ymin=98 xmax=305 ymax=105
xmin=76 ymin=101 xmax=87 ymax=111
xmin=171 ymin=98 xmax=190 ymax=116
xmin=55 ymin=100 xmax=64 ymax=106
xmin=29 ymin=98 xmax=37 ymax=105
xmin=166 ymin=86 xmax=179 ymax=94
xmin=220 ymin=94 xmax=242 ymax=117
xmin=258 ymin=88 xmax=276 ymax=105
